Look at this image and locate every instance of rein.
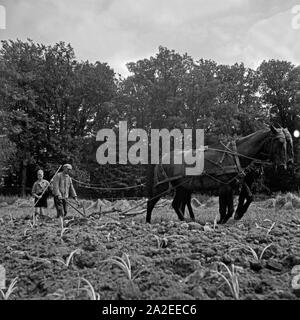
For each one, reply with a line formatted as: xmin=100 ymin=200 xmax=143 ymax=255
xmin=205 ymin=146 xmax=272 ymax=166
xmin=155 ymin=133 xmax=276 ymax=188
xmin=198 ymin=131 xmax=284 ymax=185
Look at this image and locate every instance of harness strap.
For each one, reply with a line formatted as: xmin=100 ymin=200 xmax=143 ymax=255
xmin=153 ymin=136 xmax=272 ymax=188
xmin=219 ymin=141 xmax=245 ymax=182
xmin=156 ymin=164 xmax=173 ymax=191
xmin=231 ymin=141 xmax=243 ymax=174
xmin=219 ymin=142 xmax=231 ymax=164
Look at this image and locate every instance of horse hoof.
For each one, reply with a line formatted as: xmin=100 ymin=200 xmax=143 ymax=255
xmin=234 ymin=213 xmax=243 ymax=220
xmin=222 ymin=217 xmax=232 ymax=224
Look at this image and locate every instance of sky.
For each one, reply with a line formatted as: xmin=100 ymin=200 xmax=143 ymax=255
xmin=1 ymin=0 xmax=300 ymax=76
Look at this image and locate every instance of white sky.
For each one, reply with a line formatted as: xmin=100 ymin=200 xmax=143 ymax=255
xmin=1 ymin=0 xmax=300 ymax=76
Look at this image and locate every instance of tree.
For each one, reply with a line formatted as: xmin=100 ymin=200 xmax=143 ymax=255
xmin=212 ymin=63 xmax=264 ymax=138
xmin=0 ymin=39 xmax=117 ymax=195
xmin=258 ymin=59 xmax=298 ymax=130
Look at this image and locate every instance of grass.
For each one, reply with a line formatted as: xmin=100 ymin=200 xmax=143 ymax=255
xmin=59 ymin=216 xmax=72 ymax=240
xmin=151 ymin=234 xmax=187 ymax=248
xmin=47 ymin=277 xmax=101 ymax=300
xmin=78 ymin=278 xmax=101 ymax=300
xmin=212 ymin=262 xmax=240 ymax=300
xmin=230 ymin=243 xmax=273 ymax=262
xmin=23 ymin=217 xmax=39 ymax=235
xmin=53 ymin=249 xmax=82 ymax=267
xmin=255 ymin=219 xmax=276 ymax=235
xmin=107 ymin=253 xmax=132 ymax=280
xmin=0 ymin=277 xmax=18 ymax=300
xmin=0 ymin=195 xmax=19 ymax=205
xmin=213 ymin=214 xmax=218 ymax=231
xmin=46 ymin=288 xmax=67 ymax=300
xmin=7 ymin=211 xmax=14 ymax=225
xmin=0 ymin=194 xmax=299 ymax=300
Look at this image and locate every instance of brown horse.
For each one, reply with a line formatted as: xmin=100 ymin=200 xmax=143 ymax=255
xmin=233 ymin=127 xmax=293 ymax=220
xmin=146 ymin=125 xmax=287 ymax=224
xmin=177 ymin=127 xmax=294 ymax=223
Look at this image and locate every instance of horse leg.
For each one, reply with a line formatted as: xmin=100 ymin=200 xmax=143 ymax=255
xmin=234 ymin=184 xmax=247 ymax=219
xmin=177 ymin=187 xmax=187 ymax=217
xmin=234 ymin=184 xmax=253 ymax=220
xmin=222 ymin=186 xmax=234 ymax=224
xmin=185 ymin=192 xmax=195 ymax=221
xmin=218 ymin=186 xmax=228 ymax=224
xmin=172 ymin=189 xmax=185 ymax=221
xmin=146 ymin=195 xmax=161 ymax=223
xmin=178 ymin=189 xmax=195 ymax=221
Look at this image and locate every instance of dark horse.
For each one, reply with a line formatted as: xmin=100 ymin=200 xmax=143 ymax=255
xmin=233 ymin=127 xmax=293 ymax=220
xmin=178 ymin=127 xmax=294 ymax=223
xmin=146 ymin=125 xmax=287 ymax=224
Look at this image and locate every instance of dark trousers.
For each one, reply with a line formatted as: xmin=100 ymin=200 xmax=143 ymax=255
xmin=54 ymin=196 xmax=68 ymax=218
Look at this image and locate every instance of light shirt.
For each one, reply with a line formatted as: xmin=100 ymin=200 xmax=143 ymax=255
xmin=52 ymin=172 xmax=77 ymax=199
xmin=32 ymin=179 xmax=49 ymax=196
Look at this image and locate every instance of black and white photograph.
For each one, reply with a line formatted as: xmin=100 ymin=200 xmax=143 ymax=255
xmin=0 ymin=0 xmax=300 ymax=306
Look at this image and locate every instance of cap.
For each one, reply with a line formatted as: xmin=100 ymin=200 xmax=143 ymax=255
xmin=63 ymin=164 xmax=72 ymax=170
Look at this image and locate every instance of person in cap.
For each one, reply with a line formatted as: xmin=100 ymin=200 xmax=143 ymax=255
xmin=32 ymin=169 xmax=50 ymax=221
xmin=52 ymin=164 xmax=79 ymax=218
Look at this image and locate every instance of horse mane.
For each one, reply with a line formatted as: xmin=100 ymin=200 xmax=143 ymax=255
xmin=236 ymin=129 xmax=269 ymax=145
xmin=204 ymin=134 xmax=219 ymax=145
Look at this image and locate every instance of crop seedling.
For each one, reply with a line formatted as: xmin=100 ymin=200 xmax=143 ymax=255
xmin=46 ymin=288 xmax=67 ymax=300
xmin=255 ymin=219 xmax=276 ymax=235
xmin=8 ymin=212 xmax=14 ymax=225
xmin=290 ymin=216 xmax=300 ymax=229
xmin=230 ymin=243 xmax=273 ymax=262
xmin=212 ymin=262 xmax=240 ymax=300
xmin=31 ymin=256 xmax=51 ymax=264
xmin=151 ymin=234 xmax=187 ymax=248
xmin=60 ymin=216 xmax=71 ymax=240
xmin=78 ymin=277 xmax=100 ymax=300
xmin=31 ymin=212 xmax=38 ymax=227
xmin=24 ymin=219 xmax=37 ymax=236
xmin=213 ymin=214 xmax=218 ymax=231
xmin=0 ymin=277 xmax=18 ymax=300
xmin=53 ymin=249 xmax=82 ymax=267
xmin=107 ymin=253 xmax=132 ymax=280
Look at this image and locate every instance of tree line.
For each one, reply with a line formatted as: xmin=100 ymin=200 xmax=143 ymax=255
xmin=0 ymin=40 xmax=299 ymax=198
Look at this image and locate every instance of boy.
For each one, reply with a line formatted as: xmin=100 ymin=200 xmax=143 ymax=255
xmin=32 ymin=169 xmax=49 ymax=221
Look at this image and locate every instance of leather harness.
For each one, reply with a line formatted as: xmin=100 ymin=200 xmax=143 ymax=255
xmin=155 ymin=140 xmax=247 ymax=188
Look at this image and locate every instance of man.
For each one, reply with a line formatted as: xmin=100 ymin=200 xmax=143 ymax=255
xmin=52 ymin=164 xmax=79 ymax=218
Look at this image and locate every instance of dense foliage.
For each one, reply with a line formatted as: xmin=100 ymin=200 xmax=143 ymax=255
xmin=0 ymin=41 xmax=299 ymax=197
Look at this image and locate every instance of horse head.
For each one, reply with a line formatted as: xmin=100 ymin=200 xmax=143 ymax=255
xmin=267 ymin=125 xmax=287 ymax=171
xmin=283 ymin=128 xmax=294 ymax=169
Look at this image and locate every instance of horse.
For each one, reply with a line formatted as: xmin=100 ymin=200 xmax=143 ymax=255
xmin=285 ymin=127 xmax=295 ymax=168
xmin=165 ymin=127 xmax=293 ymax=224
xmin=146 ymin=125 xmax=287 ymax=224
xmin=233 ymin=127 xmax=293 ymax=220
